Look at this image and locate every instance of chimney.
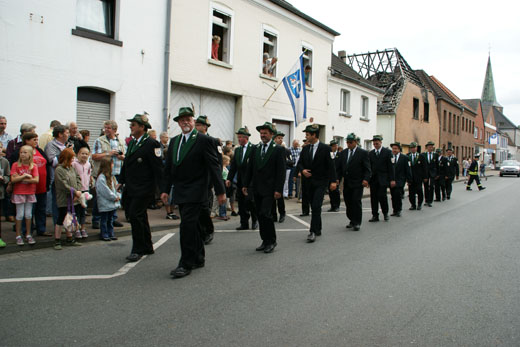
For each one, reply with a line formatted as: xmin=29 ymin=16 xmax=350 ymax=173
xmin=338 ymin=50 xmax=347 ymax=62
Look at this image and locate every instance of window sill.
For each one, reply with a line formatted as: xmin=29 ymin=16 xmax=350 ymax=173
xmin=259 ymin=74 xmax=278 ymax=82
xmin=208 ymin=59 xmax=232 ymax=69
xmin=360 ymin=117 xmax=370 ymax=122
xmin=71 ymin=28 xmax=123 ymax=47
xmin=339 ymin=113 xmax=352 ymax=118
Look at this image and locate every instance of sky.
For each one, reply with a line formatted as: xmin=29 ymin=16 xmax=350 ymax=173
xmin=290 ymin=0 xmax=520 ymax=125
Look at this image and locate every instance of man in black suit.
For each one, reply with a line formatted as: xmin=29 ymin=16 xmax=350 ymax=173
xmin=435 ymin=148 xmax=447 ymax=201
xmin=161 ymin=107 xmax=225 ymax=278
xmin=327 ymin=140 xmax=341 ymax=212
xmin=420 ymin=141 xmax=438 ymax=207
xmin=243 ymin=122 xmax=285 ymax=254
xmin=368 ymin=135 xmax=394 ymax=222
xmin=335 ymin=133 xmax=370 ymax=231
xmin=442 ymin=147 xmax=459 ymax=200
xmin=407 ymin=142 xmax=425 ymax=210
xmin=296 ymin=124 xmax=337 ymax=242
xmin=389 ymin=142 xmax=411 ymax=217
xmin=226 ymin=127 xmax=257 ymax=230
xmin=271 ymin=131 xmax=293 ymax=223
xmin=120 ymin=114 xmax=163 ymax=262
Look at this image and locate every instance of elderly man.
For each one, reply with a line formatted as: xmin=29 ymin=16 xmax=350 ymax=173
xmin=161 ymin=107 xmax=225 ymax=278
xmin=39 ymin=120 xmax=61 ymax=152
xmin=0 ymin=115 xmax=13 ymax=154
xmin=91 ymin=120 xmax=126 ymax=229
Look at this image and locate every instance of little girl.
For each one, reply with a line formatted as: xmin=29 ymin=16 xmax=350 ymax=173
xmin=95 ymin=157 xmax=120 ymax=241
xmin=11 ymin=145 xmax=39 ymax=246
xmin=72 ymin=146 xmax=92 ymax=239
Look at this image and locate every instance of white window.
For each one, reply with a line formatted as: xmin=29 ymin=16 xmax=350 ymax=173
xmin=340 ymin=89 xmax=350 ymax=116
xmin=302 ymin=43 xmax=313 ymax=87
xmin=262 ymin=26 xmax=278 ymax=77
xmin=333 ymin=136 xmax=344 ymax=148
xmin=474 ymin=126 xmax=478 ymax=139
xmin=361 ymin=96 xmax=369 ymax=119
xmin=364 ymin=140 xmax=372 ymax=151
xmin=76 ymin=0 xmax=115 ymax=37
xmin=210 ymin=4 xmax=234 ymax=64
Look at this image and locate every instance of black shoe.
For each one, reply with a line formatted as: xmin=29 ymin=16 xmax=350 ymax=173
xmin=327 ymin=208 xmax=339 ymax=212
xmin=231 ymin=211 xmax=238 ymax=216
xmin=110 ymin=237 xmax=118 ymax=240
xmin=383 ymin=214 xmax=389 ymax=221
xmin=369 ymin=216 xmax=379 ymax=222
xmin=479 ymin=187 xmax=486 ymax=191
xmin=172 ymin=214 xmax=180 ymax=220
xmin=409 ymin=206 xmax=417 ymax=210
xmin=148 ymin=204 xmax=159 ymax=210
xmin=255 ymin=242 xmax=266 ymax=251
xmin=142 ymin=249 xmax=155 ymax=255
xmin=92 ymin=222 xmax=100 ymax=229
xmin=300 ymin=213 xmax=309 ymax=217
xmin=278 ymin=214 xmax=286 ymax=223
xmin=171 ymin=266 xmax=191 ymax=278
xmin=102 ymin=237 xmax=111 ymax=242
xmin=390 ymin=212 xmax=397 ymax=216
xmin=434 ymin=199 xmax=441 ymax=202
xmin=394 ymin=211 xmax=401 ymax=217
xmin=442 ymin=197 xmax=446 ymax=201
xmin=466 ymin=187 xmax=472 ymax=191
xmin=236 ymin=225 xmax=249 ymax=230
xmin=113 ymin=221 xmax=124 ymax=227
xmin=307 ymin=232 xmax=316 ymax=243
xmin=447 ymin=196 xmax=451 ymax=200
xmin=263 ymin=242 xmax=277 ymax=253
xmin=353 ymin=224 xmax=360 ymax=231
xmin=426 ymin=203 xmax=432 ymax=207
xmin=204 ymin=233 xmax=214 ymax=245
xmin=166 ymin=213 xmax=177 ymax=220
xmin=126 ymin=253 xmax=142 ymax=262
xmin=346 ymin=223 xmax=353 ymax=229
xmin=417 ymin=205 xmax=422 ymax=210
xmin=251 ymin=221 xmax=258 ymax=230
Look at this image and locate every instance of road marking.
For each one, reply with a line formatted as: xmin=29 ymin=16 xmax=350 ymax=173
xmin=215 ymin=228 xmax=307 ymax=233
xmin=0 ymin=233 xmax=175 ymax=284
xmin=287 ymin=214 xmax=310 ymax=228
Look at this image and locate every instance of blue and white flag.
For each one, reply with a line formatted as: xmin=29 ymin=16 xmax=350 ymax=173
xmin=282 ymin=54 xmax=307 ymax=127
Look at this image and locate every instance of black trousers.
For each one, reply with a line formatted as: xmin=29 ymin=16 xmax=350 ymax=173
xmin=271 ymin=197 xmax=285 ymax=221
xmin=304 ymin=183 xmax=327 ymax=234
xmin=369 ymin=181 xmax=389 ymax=217
xmin=254 ymin=193 xmax=276 ymax=245
xmin=344 ymin=185 xmax=363 ymax=226
xmin=434 ymin=177 xmax=446 ymax=200
xmin=467 ymin=175 xmax=482 ymax=188
xmin=178 ymin=202 xmax=205 ymax=269
xmin=329 ymin=186 xmax=341 ymax=209
xmin=408 ymin=181 xmax=423 ymax=207
xmin=390 ymin=186 xmax=403 ymax=213
xmin=126 ymin=194 xmax=154 ymax=255
xmin=301 ymin=181 xmax=310 ymax=215
xmin=424 ymin=177 xmax=435 ymax=203
xmin=445 ymin=177 xmax=454 ymax=198
xmin=198 ymin=198 xmax=214 ymax=240
xmin=237 ymin=187 xmax=257 ymax=227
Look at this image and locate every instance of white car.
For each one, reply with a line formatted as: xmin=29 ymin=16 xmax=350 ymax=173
xmin=499 ymin=160 xmax=520 ymax=177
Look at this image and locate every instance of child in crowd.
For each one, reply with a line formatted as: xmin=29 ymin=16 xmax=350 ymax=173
xmin=11 ymin=145 xmax=39 ymax=246
xmin=72 ymin=146 xmax=92 ymax=238
xmin=0 ymin=143 xmax=10 ymax=248
xmin=95 ymin=157 xmax=120 ymax=241
xmin=217 ymin=155 xmax=230 ymax=221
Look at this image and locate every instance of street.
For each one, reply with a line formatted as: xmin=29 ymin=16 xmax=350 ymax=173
xmin=1 ymin=176 xmax=519 ymax=346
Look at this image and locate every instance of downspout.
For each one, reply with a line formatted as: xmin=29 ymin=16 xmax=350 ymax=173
xmin=162 ymin=0 xmax=172 ymax=132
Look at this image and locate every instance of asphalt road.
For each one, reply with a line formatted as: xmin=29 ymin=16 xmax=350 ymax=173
xmin=1 ymin=176 xmax=519 ymax=347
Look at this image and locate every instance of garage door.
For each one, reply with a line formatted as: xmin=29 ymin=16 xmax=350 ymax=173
xmin=170 ymin=84 xmax=235 ymax=141
xmin=77 ymin=88 xmax=111 ymax=149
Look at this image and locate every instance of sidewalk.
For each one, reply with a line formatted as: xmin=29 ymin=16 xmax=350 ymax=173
xmin=0 ymin=171 xmax=495 ymax=254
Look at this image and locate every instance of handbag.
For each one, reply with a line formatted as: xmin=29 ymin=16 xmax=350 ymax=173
xmin=63 ymin=188 xmax=79 ymax=232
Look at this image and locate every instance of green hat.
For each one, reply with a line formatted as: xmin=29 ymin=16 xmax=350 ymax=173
xmin=236 ymin=126 xmax=251 ymax=136
xmin=346 ymin=133 xmax=357 ymax=141
xmin=435 ymin=148 xmax=442 ymax=153
xmin=390 ymin=142 xmax=401 ymax=149
xmin=303 ymin=124 xmax=320 ymax=134
xmin=372 ymin=135 xmax=383 ymax=141
xmin=329 ymin=140 xmax=338 ymax=146
xmin=256 ymin=122 xmax=277 ymax=133
xmin=195 ymin=115 xmax=211 ymax=127
xmin=274 ymin=130 xmax=285 ymax=138
xmin=425 ymin=141 xmax=435 ymax=147
xmin=127 ymin=113 xmax=152 ymax=129
xmin=409 ymin=142 xmax=418 ymax=148
xmin=173 ymin=107 xmax=195 ymax=122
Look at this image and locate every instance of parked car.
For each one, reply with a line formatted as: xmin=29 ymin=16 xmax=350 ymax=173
xmin=499 ymin=160 xmax=520 ymax=177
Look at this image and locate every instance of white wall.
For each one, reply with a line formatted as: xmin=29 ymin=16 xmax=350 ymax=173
xmin=377 ymin=114 xmax=396 ymax=145
xmin=0 ymin=0 xmax=167 ymax=139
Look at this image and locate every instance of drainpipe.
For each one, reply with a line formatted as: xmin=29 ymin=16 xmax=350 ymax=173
xmin=162 ymin=0 xmax=172 ymax=132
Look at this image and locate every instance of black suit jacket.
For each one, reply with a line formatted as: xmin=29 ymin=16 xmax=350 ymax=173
xmin=441 ymin=156 xmax=459 ymax=178
xmin=392 ymin=153 xmax=411 ymax=187
xmin=336 ymin=147 xmax=371 ymax=189
xmin=420 ymin=152 xmax=439 ymax=178
xmin=407 ymin=152 xmax=426 ymax=183
xmin=227 ymin=142 xmax=255 ymax=189
xmin=296 ymin=142 xmax=336 ymax=186
xmin=162 ymin=132 xmax=224 ymax=204
xmin=244 ymin=141 xmax=285 ymax=197
xmin=120 ymin=136 xmax=162 ymax=198
xmin=369 ymin=147 xmax=395 ymax=187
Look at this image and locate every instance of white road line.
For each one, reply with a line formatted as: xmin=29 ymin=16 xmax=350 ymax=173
xmin=215 ymin=228 xmax=307 ymax=233
xmin=0 ymin=233 xmax=175 ymax=284
xmin=287 ymin=214 xmax=310 ymax=228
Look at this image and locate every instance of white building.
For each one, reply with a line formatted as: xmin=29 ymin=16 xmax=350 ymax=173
xmin=168 ymin=0 xmax=339 ymax=144
xmin=328 ymin=53 xmax=382 ymax=149
xmin=0 ymin=0 xmax=169 ymax=145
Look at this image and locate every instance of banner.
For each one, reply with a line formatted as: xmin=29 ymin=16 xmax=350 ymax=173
xmin=282 ymin=54 xmax=307 ymax=127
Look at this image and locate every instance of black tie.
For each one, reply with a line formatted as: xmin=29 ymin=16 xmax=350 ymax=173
xmin=177 ymin=135 xmax=187 ymax=160
xmin=347 ymin=149 xmax=353 ymax=164
xmin=309 ymin=144 xmax=314 ymax=160
xmin=262 ymin=143 xmax=267 ymax=158
xmin=376 ymin=150 xmax=380 ymax=157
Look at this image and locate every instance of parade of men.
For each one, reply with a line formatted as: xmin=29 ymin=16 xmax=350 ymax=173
xmin=243 ymin=122 xmax=285 ymax=253
xmin=296 ymin=124 xmax=337 ymax=242
xmin=119 ymin=114 xmax=163 ymax=262
xmin=226 ymin=127 xmax=257 ymax=230
xmin=407 ymin=142 xmax=425 ymax=210
xmin=442 ymin=147 xmax=459 ymax=199
xmin=421 ymin=141 xmax=438 ymax=207
xmin=368 ymin=135 xmax=394 ymax=222
xmin=328 ymin=140 xmax=341 ymax=212
xmin=389 ymin=142 xmax=410 ymax=217
xmin=161 ymin=107 xmax=225 ymax=278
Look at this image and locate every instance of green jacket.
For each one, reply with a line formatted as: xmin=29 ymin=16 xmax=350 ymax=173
xmin=54 ymin=165 xmax=82 ymax=208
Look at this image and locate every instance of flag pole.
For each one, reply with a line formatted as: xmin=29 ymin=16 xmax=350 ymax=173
xmin=262 ymin=79 xmax=285 ymax=107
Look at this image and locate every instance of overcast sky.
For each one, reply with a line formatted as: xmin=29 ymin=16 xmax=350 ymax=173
xmin=291 ymin=0 xmax=520 ymax=125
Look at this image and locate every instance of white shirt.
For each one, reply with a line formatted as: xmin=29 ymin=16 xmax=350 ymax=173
xmin=309 ymin=140 xmax=320 ymax=159
xmin=242 ymin=143 xmax=249 ymax=161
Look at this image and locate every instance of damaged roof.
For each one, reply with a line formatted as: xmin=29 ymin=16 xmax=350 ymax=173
xmin=330 ymin=54 xmax=384 ymax=94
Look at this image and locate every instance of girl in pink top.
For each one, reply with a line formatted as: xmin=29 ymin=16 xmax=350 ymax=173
xmin=72 ymin=146 xmax=92 ymax=238
xmin=11 ymin=145 xmax=39 ymax=246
